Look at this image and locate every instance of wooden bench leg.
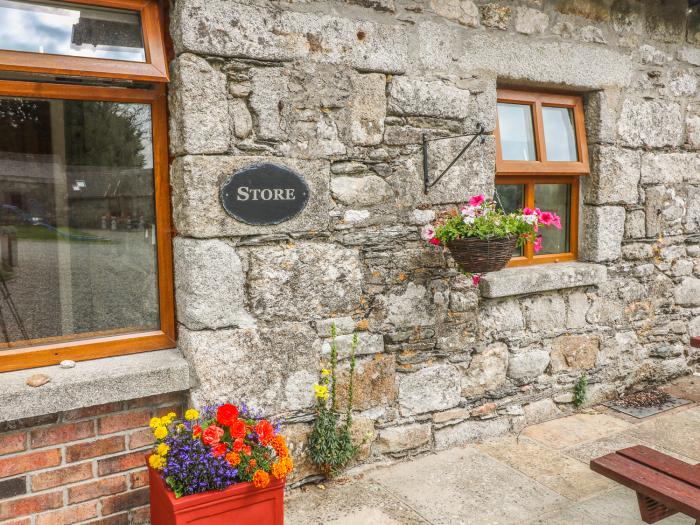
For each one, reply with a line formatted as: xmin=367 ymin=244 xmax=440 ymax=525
xmin=636 ymin=493 xmax=678 ymax=524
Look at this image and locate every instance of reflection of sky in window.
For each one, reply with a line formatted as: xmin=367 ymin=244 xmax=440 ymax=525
xmin=0 ymin=0 xmax=145 ymax=62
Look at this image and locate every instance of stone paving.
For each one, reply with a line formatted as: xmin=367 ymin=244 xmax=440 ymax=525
xmin=285 ymin=375 xmax=700 ymax=525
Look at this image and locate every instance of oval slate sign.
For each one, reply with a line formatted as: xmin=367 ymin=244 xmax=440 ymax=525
xmin=220 ymin=163 xmax=310 ymax=225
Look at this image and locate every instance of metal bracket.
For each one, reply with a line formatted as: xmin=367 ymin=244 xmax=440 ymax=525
xmin=422 ymin=122 xmax=486 ymax=194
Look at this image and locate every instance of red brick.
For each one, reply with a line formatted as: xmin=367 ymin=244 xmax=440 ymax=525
xmin=98 ymin=451 xmax=147 ymax=476
xmin=125 ymin=392 xmax=184 ymax=409
xmin=128 ymin=428 xmax=154 ymax=450
xmin=31 ymin=463 xmax=93 ymax=491
xmin=2 ymin=519 xmax=31 ymax=525
xmin=63 ymin=402 xmax=123 ymax=421
xmin=0 ymin=449 xmax=61 ymax=479
xmin=0 ymin=491 xmax=62 ymax=520
xmin=0 ymin=432 xmax=26 ymax=456
xmin=129 ymin=505 xmax=150 ymax=524
xmin=129 ymin=469 xmax=148 ymax=489
xmin=101 ymin=487 xmax=149 ymax=515
xmin=31 ymin=421 xmax=95 ymax=448
xmin=97 ymin=410 xmax=150 ymax=435
xmin=36 ymin=502 xmax=98 ymax=525
xmin=84 ymin=513 xmax=129 ymax=525
xmin=68 ymin=475 xmax=127 ymax=504
xmin=66 ymin=436 xmax=124 ymax=463
xmin=152 ymin=405 xmax=183 ymax=419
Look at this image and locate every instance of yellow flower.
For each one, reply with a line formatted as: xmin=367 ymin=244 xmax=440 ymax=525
xmin=157 ymin=443 xmax=170 ymax=456
xmin=149 ymin=454 xmax=165 ymax=470
xmin=149 ymin=417 xmax=162 ymax=429
xmin=321 ymin=369 xmax=331 ymax=376
xmin=153 ymin=426 xmax=168 ymax=440
xmin=177 ymin=423 xmax=186 ymax=432
xmin=162 ymin=412 xmax=177 ymax=424
xmin=184 ymin=409 xmax=199 ymax=421
xmin=314 ymin=384 xmax=329 ymax=400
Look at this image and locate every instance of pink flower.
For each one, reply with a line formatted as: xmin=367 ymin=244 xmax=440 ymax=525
xmin=421 ymin=225 xmax=436 ymax=241
xmin=472 ymin=274 xmax=481 ymax=286
xmin=429 ymin=237 xmax=440 ymax=246
xmin=533 ymin=235 xmax=543 ymax=253
xmin=551 ymin=215 xmax=562 ymax=230
xmin=468 ymin=194 xmax=485 ymax=207
xmin=522 ymin=207 xmax=536 ymax=215
xmin=538 ymin=211 xmax=555 ymax=226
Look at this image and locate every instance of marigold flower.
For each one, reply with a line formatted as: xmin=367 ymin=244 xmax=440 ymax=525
xmin=271 ymin=461 xmax=287 ymax=480
xmin=153 ymin=426 xmax=168 ymax=440
xmin=184 ymin=409 xmax=199 ymax=421
xmin=149 ymin=417 xmax=162 ymax=429
xmin=271 ymin=435 xmax=288 ymax=458
xmin=157 ymin=443 xmax=169 ymax=456
xmin=249 ymin=459 xmax=257 ymax=468
xmin=281 ymin=456 xmax=294 ymax=474
xmin=149 ymin=454 xmax=165 ymax=470
xmin=227 ymin=451 xmax=241 ymax=466
xmin=252 ymin=470 xmax=270 ymax=489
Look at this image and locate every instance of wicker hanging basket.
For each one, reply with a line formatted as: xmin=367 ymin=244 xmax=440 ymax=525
xmin=446 ymin=235 xmax=518 ymax=274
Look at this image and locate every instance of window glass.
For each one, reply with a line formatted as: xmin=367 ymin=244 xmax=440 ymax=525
xmin=0 ymin=0 xmax=145 ymax=62
xmin=497 ymin=103 xmax=537 ymax=161
xmin=496 ymin=184 xmax=524 ymax=257
xmin=0 ymin=96 xmax=159 ymax=348
xmin=542 ymin=106 xmax=577 ymax=161
xmin=534 ymin=184 xmax=571 ymax=255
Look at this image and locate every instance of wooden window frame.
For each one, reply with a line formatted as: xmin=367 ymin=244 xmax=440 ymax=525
xmin=0 ymin=0 xmax=169 ymax=83
xmin=0 ymin=79 xmax=175 ymax=372
xmin=496 ymin=89 xmax=587 ymax=267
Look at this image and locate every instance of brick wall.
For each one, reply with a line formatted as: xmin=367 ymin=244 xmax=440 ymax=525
xmin=0 ymin=392 xmax=186 ymax=524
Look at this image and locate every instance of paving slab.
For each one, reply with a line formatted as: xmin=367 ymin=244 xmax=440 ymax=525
xmin=477 ymin=436 xmax=614 ymax=501
xmin=368 ymin=446 xmax=567 ymax=525
xmin=565 ymin=432 xmax=696 ymax=465
xmin=285 ymin=479 xmax=429 ymax=525
xmin=626 ymin=406 xmax=700 ymax=461
xmin=522 ymin=413 xmax=632 ymax=449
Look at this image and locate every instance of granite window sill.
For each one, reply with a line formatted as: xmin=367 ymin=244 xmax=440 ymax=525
xmin=478 ymin=262 xmax=607 ymax=298
xmin=0 ymin=349 xmax=190 ymax=423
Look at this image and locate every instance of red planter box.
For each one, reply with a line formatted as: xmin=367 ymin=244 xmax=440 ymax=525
xmin=147 ymin=463 xmax=285 ymax=525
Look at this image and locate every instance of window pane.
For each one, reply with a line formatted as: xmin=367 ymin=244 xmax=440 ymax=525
xmin=0 ymin=96 xmax=159 ymax=348
xmin=497 ymin=103 xmax=537 ymax=161
xmin=535 ymin=184 xmax=571 ymax=255
xmin=542 ymin=106 xmax=578 ymax=161
xmin=0 ymin=0 xmax=145 ymax=62
xmin=496 ymin=184 xmax=524 ymax=257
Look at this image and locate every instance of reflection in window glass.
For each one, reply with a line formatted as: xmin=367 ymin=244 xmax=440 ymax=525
xmin=535 ymin=184 xmax=571 ymax=255
xmin=542 ymin=106 xmax=578 ymax=161
xmin=497 ymin=103 xmax=537 ymax=161
xmin=0 ymin=0 xmax=145 ymax=62
xmin=0 ymin=96 xmax=159 ymax=348
xmin=496 ymin=184 xmax=524 ymax=257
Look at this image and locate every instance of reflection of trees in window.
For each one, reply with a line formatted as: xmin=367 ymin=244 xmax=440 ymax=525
xmin=64 ymin=101 xmax=146 ymax=168
xmin=0 ymin=99 xmax=50 ymax=154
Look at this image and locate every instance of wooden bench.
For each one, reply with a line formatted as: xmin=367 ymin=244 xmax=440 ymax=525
xmin=590 ymin=445 xmax=700 ymax=524
xmin=692 ymin=336 xmax=700 ymax=349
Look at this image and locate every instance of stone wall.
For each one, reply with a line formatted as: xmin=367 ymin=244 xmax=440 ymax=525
xmin=168 ymin=0 xmax=700 ymax=483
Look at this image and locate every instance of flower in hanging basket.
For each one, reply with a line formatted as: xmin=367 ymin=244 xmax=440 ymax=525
xmin=422 ymin=195 xmax=561 ymax=276
xmin=148 ymin=402 xmax=294 ymax=499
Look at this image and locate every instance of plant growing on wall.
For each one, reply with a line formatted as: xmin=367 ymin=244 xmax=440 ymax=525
xmin=308 ymin=323 xmax=359 ymax=478
xmin=573 ymin=373 xmax=588 ymax=408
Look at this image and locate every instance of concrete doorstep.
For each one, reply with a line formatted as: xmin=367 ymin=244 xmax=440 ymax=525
xmin=285 ymin=377 xmax=700 ymax=525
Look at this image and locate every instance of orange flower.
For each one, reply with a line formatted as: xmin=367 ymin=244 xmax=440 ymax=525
xmin=225 ymin=451 xmax=240 ymax=466
xmin=249 ymin=459 xmax=257 ymax=468
xmin=271 ymin=462 xmax=286 ymax=480
xmin=281 ymin=456 xmax=294 ymax=474
xmin=252 ymin=470 xmax=270 ymax=489
xmin=271 ymin=435 xmax=288 ymax=457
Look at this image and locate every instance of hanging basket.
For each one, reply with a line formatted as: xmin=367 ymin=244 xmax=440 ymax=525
xmin=446 ymin=235 xmax=517 ymax=274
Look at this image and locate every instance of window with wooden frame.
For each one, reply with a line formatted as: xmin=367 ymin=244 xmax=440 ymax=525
xmin=0 ymin=0 xmax=173 ymax=372
xmin=495 ymin=89 xmax=588 ymax=266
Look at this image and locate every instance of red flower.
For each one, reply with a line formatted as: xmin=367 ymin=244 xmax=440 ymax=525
xmin=243 ymin=445 xmax=252 ymax=456
xmin=211 ymin=442 xmax=227 ymax=457
xmin=202 ymin=425 xmax=224 ymax=446
xmin=192 ymin=425 xmax=202 ymax=439
xmin=232 ymin=438 xmax=244 ymax=452
xmin=255 ymin=420 xmax=275 ymax=445
xmin=429 ymin=238 xmax=440 ymax=246
xmin=216 ymin=403 xmax=239 ymax=426
xmin=230 ymin=419 xmax=247 ymax=439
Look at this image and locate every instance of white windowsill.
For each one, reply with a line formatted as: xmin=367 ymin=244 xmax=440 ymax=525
xmin=0 ymin=349 xmax=190 ymax=423
xmin=478 ymin=261 xmax=607 ymax=298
